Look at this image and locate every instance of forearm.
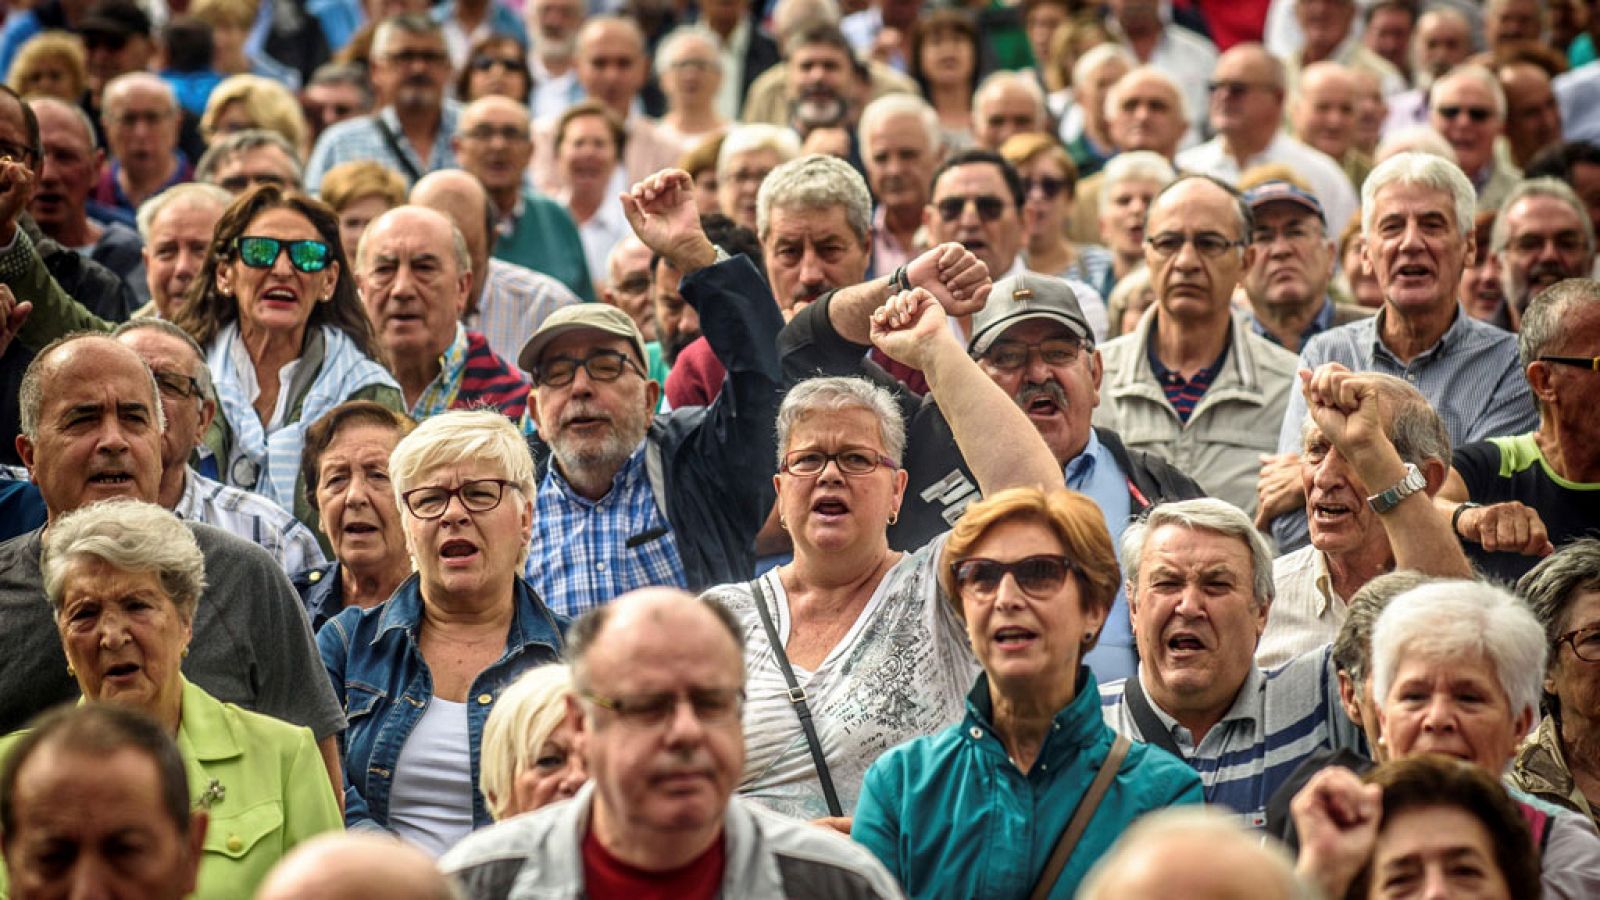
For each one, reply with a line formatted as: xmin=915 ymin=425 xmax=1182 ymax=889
xmin=1358 ymin=449 xmax=1472 ymax=578
xmin=1 ymin=229 xmax=112 ymax=349
xmin=922 ymin=341 xmax=1060 ymax=494
xmin=826 ymin=275 xmax=896 ymax=345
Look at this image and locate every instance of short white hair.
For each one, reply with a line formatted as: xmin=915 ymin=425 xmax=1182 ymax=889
xmin=1103 ymin=65 xmax=1189 ymax=132
xmin=1121 ymin=498 xmax=1275 ymax=610
xmin=1370 ymin=580 xmax=1547 ymax=728
xmin=775 ymin=376 xmax=905 ymax=465
xmin=1428 ymin=63 xmax=1507 ymax=121
xmin=716 ymin=124 xmax=802 ymax=184
xmin=1373 ymin=126 xmax=1459 ymax=165
xmin=971 ymin=70 xmax=1047 ymax=123
xmin=1490 ymin=177 xmax=1596 ymax=258
xmin=1073 ymin=42 xmax=1135 ymax=94
xmin=135 ymin=182 xmax=232 ymax=243
xmin=1360 ymin=151 xmax=1476 ymax=239
xmin=858 ymin=93 xmax=940 ymax=161
xmin=1098 ymin=150 xmax=1176 ymax=215
xmin=389 ymin=409 xmax=536 ymax=531
xmin=42 ymin=500 xmax=206 ymax=624
xmin=479 ymin=663 xmax=574 ymax=821
xmin=653 ymin=25 xmax=723 ymax=79
xmin=755 ymin=153 xmax=871 ymax=244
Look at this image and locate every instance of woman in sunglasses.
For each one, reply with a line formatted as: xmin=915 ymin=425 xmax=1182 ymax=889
xmin=316 ymin=410 xmax=566 ymax=854
xmin=1001 ymin=131 xmax=1113 ymax=339
xmin=455 ymin=35 xmax=531 ymax=104
xmin=173 ymin=184 xmax=402 ymax=531
xmin=853 ymin=487 xmax=1203 ymax=899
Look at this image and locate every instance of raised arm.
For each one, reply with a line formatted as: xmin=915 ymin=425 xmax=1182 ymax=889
xmin=0 ymin=159 xmax=112 ymax=347
xmin=871 ymin=288 xmax=1059 ymax=495
xmin=827 ymin=242 xmax=991 ymax=345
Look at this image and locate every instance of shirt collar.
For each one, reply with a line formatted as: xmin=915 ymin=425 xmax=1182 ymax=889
xmin=1370 ymin=303 xmax=1467 ymax=364
xmin=1139 ymin=661 xmax=1267 ymax=734
xmin=1063 ymin=428 xmax=1103 ymax=486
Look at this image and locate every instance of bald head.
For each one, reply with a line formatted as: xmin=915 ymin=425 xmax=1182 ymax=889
xmin=1080 ymin=808 xmax=1305 ymax=900
xmin=568 ymin=587 xmax=744 ymax=692
xmin=411 ymin=169 xmax=492 ymax=287
xmin=256 ymin=833 xmax=460 ymax=900
xmin=1293 ymin=62 xmax=1359 ymax=160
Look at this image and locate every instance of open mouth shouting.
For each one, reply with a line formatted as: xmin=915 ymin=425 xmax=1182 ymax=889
xmin=1164 ymin=628 xmax=1208 ymax=661
xmin=1391 ymin=262 xmax=1435 ymax=287
xmin=260 ymin=286 xmax=302 ymax=309
xmin=101 ymin=660 xmax=143 ymax=686
xmin=810 ymin=495 xmax=850 ymax=524
xmin=86 ymin=468 xmax=137 ymax=493
xmin=439 ymin=537 xmax=481 ymax=566
xmin=992 ymin=625 xmax=1040 ymax=653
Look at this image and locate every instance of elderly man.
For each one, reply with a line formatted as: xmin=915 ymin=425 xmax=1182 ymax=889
xmin=26 ymin=96 xmax=144 ymax=299
xmin=1525 ymin=143 xmax=1600 ymax=259
xmin=756 ymin=154 xmax=878 ymax=315
xmin=1286 ymin=0 xmax=1405 ymax=97
xmin=1093 ymin=174 xmax=1299 ymax=516
xmin=1492 ymin=180 xmax=1597 ymax=325
xmin=355 ymin=204 xmax=529 ymax=421
xmin=858 ymin=94 xmax=939 ymax=280
xmin=1066 ymin=66 xmax=1189 ymax=244
xmin=524 ymin=0 xmax=584 ymax=120
xmin=135 ymin=183 xmax=230 ymax=320
xmin=971 ymin=71 xmax=1049 ymax=151
xmin=304 ymin=15 xmax=458 ymax=194
xmin=1291 ymin=62 xmax=1372 ymax=192
xmin=1241 ymin=180 xmax=1369 ymax=353
xmin=778 ymin=23 xmax=867 ymax=144
xmin=515 ymin=170 xmax=783 ymax=615
xmin=1429 ymin=64 xmax=1519 ymax=213
xmin=1360 ymin=0 xmax=1416 ymax=84
xmin=92 ymin=73 xmax=191 ymax=216
xmin=1443 ymin=279 xmax=1600 ymax=582
xmin=301 ymin=63 xmax=373 ymax=144
xmin=530 ymin=17 xmax=685 ymax=194
xmin=1 ymin=705 xmax=206 ymax=900
xmin=442 ymin=588 xmax=900 ymax=896
xmin=602 ymin=235 xmax=656 ymax=342
xmin=1178 ymin=44 xmax=1359 ymax=238
xmin=742 ymin=7 xmax=919 ymax=127
xmin=1061 ymin=45 xmax=1134 ymax=177
xmin=1381 ymin=7 xmax=1474 ymax=133
xmin=716 ymin=124 xmax=801 ymax=233
xmin=1498 ymin=61 xmax=1564 ymax=171
xmin=1080 ymin=808 xmax=1306 ymax=900
xmin=0 ymin=334 xmax=344 ymax=777
xmin=259 ymin=833 xmax=460 ymax=900
xmin=194 ymin=130 xmax=304 ymax=195
xmin=1484 ymin=0 xmax=1541 ymax=53
xmin=1102 ymin=0 xmax=1217 ymax=140
xmin=925 ymin=149 xmax=1027 ymax=287
xmin=453 ymin=96 xmax=592 ymax=303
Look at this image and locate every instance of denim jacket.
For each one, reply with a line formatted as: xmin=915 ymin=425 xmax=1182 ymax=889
xmin=316 ymin=574 xmax=568 ymax=831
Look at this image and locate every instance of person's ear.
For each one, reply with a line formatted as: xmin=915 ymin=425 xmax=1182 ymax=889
xmin=1337 ymin=670 xmax=1363 ymax=727
xmin=182 ymin=808 xmax=209 ymax=895
xmin=196 ymin=397 xmax=217 ymax=439
xmin=1526 ymin=360 xmax=1558 ymax=408
xmin=643 ymin=378 xmax=660 ymax=418
xmin=1420 ymin=457 xmax=1449 ymax=495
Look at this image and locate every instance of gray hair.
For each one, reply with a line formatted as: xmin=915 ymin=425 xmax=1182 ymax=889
xmin=1428 ymin=63 xmax=1507 ymax=121
xmin=1298 ymin=373 xmax=1451 ymax=469
xmin=1360 ymin=151 xmax=1476 ymax=240
xmin=307 ymin=61 xmax=374 ymax=109
xmin=717 ymin=123 xmax=802 ymax=184
xmin=111 ymin=318 xmax=217 ymax=406
xmin=1371 ymin=580 xmax=1547 ymax=728
xmin=772 ymin=0 xmax=841 ymax=36
xmin=19 ymin=334 xmax=166 ymax=441
xmin=1152 ymin=173 xmax=1254 ymax=242
xmin=775 ymin=376 xmax=906 ymax=467
xmin=858 ymin=93 xmax=940 ymax=161
xmin=1121 ymin=498 xmax=1275 ymax=610
xmin=1373 ymin=126 xmax=1459 ymax=165
xmin=755 ymin=154 xmax=871 ymax=244
xmin=1103 ymin=65 xmax=1189 ymax=133
xmin=1518 ymin=539 xmax=1600 ymax=650
xmin=102 ymin=72 xmax=177 ymax=119
xmin=1519 ymin=278 xmax=1600 ymax=367
xmin=1079 ymin=806 xmax=1315 ymax=900
xmin=654 ymin=25 xmax=723 ymax=79
xmin=135 ymin=182 xmax=232 ymax=243
xmin=1331 ymin=569 xmax=1434 ymax=686
xmin=1098 ymin=150 xmax=1177 ymax=216
xmin=371 ymin=14 xmax=443 ymax=60
xmin=41 ymin=500 xmax=206 ymax=624
xmin=194 ymin=128 xmax=304 ymax=187
xmin=356 ymin=205 xmax=472 ymax=277
xmin=1072 ymin=42 xmax=1135 ymax=94
xmin=971 ymin=70 xmax=1047 ymax=124
xmin=1490 ymin=178 xmax=1596 ymax=258
xmin=27 ymin=94 xmax=99 ymax=148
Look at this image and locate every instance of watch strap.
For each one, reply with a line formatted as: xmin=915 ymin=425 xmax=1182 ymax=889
xmin=1368 ymin=462 xmax=1425 ymax=514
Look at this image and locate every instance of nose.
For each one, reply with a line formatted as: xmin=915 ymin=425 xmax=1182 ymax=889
xmin=1024 ymin=349 xmax=1054 ymax=383
xmin=1419 ymin=865 xmax=1452 ymax=900
xmin=1312 ymin=448 xmax=1348 ymax=489
xmin=1420 ymin=693 xmax=1457 ymax=733
xmin=662 ymin=695 xmax=708 ymax=747
xmin=798 ymin=249 xmax=827 ymax=289
xmin=342 ymin=471 xmax=372 ymax=508
xmin=994 ymin=572 xmax=1028 ymax=609
xmin=560 ymin=754 xmax=588 ymax=794
xmin=97 ymin=608 xmax=131 ymax=648
xmin=1173 ymin=582 xmax=1207 ymax=619
xmin=68 ymin=859 xmax=118 ymax=900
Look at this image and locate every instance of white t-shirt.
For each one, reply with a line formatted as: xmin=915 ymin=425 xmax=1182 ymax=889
xmin=389 ymin=698 xmax=473 ymax=857
xmin=704 ymin=536 xmax=978 ymax=821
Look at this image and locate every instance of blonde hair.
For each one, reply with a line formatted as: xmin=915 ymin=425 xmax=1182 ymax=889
xmin=388 ymin=410 xmax=537 ymax=564
xmin=192 ymin=0 xmax=259 ymax=31
xmin=479 ymin=664 xmax=575 ymax=820
xmin=317 ymin=159 xmax=408 ymax=213
xmin=200 ymin=74 xmax=310 ymax=156
xmin=6 ymin=31 xmax=86 ymax=101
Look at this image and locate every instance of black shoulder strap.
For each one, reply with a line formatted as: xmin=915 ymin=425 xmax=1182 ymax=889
xmin=749 ymin=577 xmax=845 ymax=818
xmin=371 ymin=114 xmax=423 ymax=184
xmin=1124 ymin=674 xmax=1186 ymax=761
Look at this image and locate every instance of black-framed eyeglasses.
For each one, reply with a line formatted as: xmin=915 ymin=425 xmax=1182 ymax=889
xmin=781 ymin=448 xmax=898 ymax=477
xmin=1508 ymin=233 xmax=1589 ymax=256
xmin=581 ymin=687 xmax=745 ymax=727
xmin=535 ymin=349 xmax=644 ymax=388
xmin=1557 ymin=626 xmax=1600 ymax=663
xmin=983 ymin=337 xmax=1085 ymax=371
xmin=401 ymin=478 xmax=518 ymax=519
xmin=218 ymin=173 xmax=289 ymax=194
xmin=234 ymin=236 xmax=333 ymax=273
xmin=1021 ymin=176 xmax=1067 ymax=200
xmin=386 ymin=48 xmax=449 ymax=66
xmin=1435 ymin=104 xmax=1493 ymax=123
xmin=936 ymin=195 xmax=1008 ymax=223
xmin=1145 ymin=231 xmax=1245 ymax=258
xmin=951 ymin=555 xmax=1077 ymax=600
xmin=1538 ymin=355 xmax=1600 ymax=371
xmin=151 ymin=368 xmax=203 ymax=401
xmin=471 ymin=55 xmax=522 ymax=72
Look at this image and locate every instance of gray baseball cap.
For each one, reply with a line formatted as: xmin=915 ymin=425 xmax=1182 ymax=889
xmin=968 ymin=272 xmax=1094 ymax=357
xmin=517 ymin=303 xmax=648 ymax=376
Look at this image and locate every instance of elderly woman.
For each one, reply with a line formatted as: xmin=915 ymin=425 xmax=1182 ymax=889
xmin=715 ymin=124 xmax=800 ymax=232
xmin=317 ymin=410 xmax=567 ymax=855
xmin=293 ymin=401 xmax=417 ymax=631
xmin=316 ymin=160 xmax=408 ymax=261
xmin=1097 ymin=151 xmax=1175 ymax=296
xmin=456 ymin=35 xmax=531 ymax=104
xmin=172 ymin=184 xmax=402 ymax=528
xmin=703 ymin=287 xmax=1061 ymax=823
xmin=1459 ymin=209 xmax=1509 ymax=327
xmin=3 ymin=500 xmax=343 ymax=898
xmin=200 ymin=74 xmax=312 ymax=159
xmin=479 ymin=663 xmax=586 ymax=821
xmin=1513 ymin=539 xmax=1600 ymax=827
xmin=5 ymin=30 xmax=85 ymax=103
xmin=655 ymin=26 xmax=728 ymax=147
xmin=555 ymin=101 xmax=631 ymax=295
xmin=855 ymin=487 xmax=1203 ymax=898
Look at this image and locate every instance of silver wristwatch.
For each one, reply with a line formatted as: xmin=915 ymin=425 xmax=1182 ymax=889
xmin=712 ymin=243 xmax=732 ymax=264
xmin=1367 ymin=462 xmax=1426 ymax=514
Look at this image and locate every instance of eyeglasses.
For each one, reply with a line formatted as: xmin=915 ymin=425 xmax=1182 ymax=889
xmin=582 ymin=687 xmax=744 ymax=727
xmin=108 ymin=109 xmax=172 ymax=129
xmin=218 ymin=172 xmax=289 ymax=194
xmin=1508 ymin=233 xmax=1589 ymax=256
xmin=535 ymin=349 xmax=644 ymax=388
xmin=1435 ymin=105 xmax=1493 ymax=123
xmin=151 ymin=368 xmax=203 ymax=401
xmin=951 ymin=555 xmax=1076 ymax=599
xmin=1557 ymin=626 xmax=1600 ymax=663
xmin=83 ymin=32 xmax=130 ymax=51
xmin=983 ymin=337 xmax=1084 ymax=370
xmin=385 ymin=49 xmax=449 ymax=66
xmin=781 ymin=448 xmax=898 ymax=476
xmin=401 ymin=478 xmax=518 ymax=519
xmin=936 ymin=195 xmax=1008 ymax=222
xmin=1145 ymin=231 xmax=1245 ymax=258
xmin=0 ymin=140 xmax=35 ymax=165
xmin=1208 ymin=80 xmax=1272 ymax=98
xmin=471 ymin=55 xmax=522 ymax=72
xmin=1537 ymin=355 xmax=1600 ymax=371
xmin=461 ymin=124 xmax=530 ymax=143
xmin=1021 ymin=176 xmax=1067 ymax=199
xmin=234 ymin=236 xmax=333 ymax=273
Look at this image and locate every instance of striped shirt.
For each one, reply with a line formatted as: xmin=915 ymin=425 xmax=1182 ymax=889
xmin=465 ymin=258 xmax=582 ymax=368
xmin=1258 ymin=545 xmax=1348 ymax=669
xmin=1148 ymin=331 xmax=1229 ymax=424
xmin=173 ymin=469 xmax=328 ymax=576
xmin=1099 ymin=647 xmax=1361 ymax=827
xmin=409 ymin=324 xmax=530 ymax=423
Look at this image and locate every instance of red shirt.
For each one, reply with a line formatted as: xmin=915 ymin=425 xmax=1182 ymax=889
xmin=581 ymin=825 xmax=725 ymax=900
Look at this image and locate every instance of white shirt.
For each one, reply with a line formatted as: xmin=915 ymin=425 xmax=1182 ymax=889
xmin=1257 ymin=544 xmax=1347 ymax=670
xmin=1176 ymin=132 xmax=1361 ymax=239
xmin=388 ymin=698 xmax=473 ymax=857
xmin=570 ymin=184 xmax=630 ymax=293
xmin=528 ymin=56 xmax=580 ymax=121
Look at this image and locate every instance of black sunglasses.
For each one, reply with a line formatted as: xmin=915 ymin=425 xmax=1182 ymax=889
xmin=471 ymin=55 xmax=522 ymax=72
xmin=951 ymin=555 xmax=1076 ymax=599
xmin=1022 ymin=176 xmax=1067 ymax=199
xmin=1436 ymin=105 xmax=1493 ymax=123
xmin=936 ymin=195 xmax=1008 ymax=222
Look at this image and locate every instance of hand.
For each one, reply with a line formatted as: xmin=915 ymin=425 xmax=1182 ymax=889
xmin=621 ymin=169 xmax=715 ymax=274
xmin=1291 ymin=766 xmax=1382 ymax=900
xmin=870 ymin=287 xmax=953 ymax=370
xmin=1457 ymin=501 xmax=1554 ymax=557
xmin=1255 ymin=452 xmax=1305 ymax=529
xmin=0 ymin=156 xmax=34 ymax=243
xmin=903 ymin=242 xmax=991 ymax=318
xmin=0 ymin=284 xmax=31 ymax=357
xmin=810 ymin=816 xmax=853 ymax=835
xmin=1300 ymin=365 xmax=1402 ymax=488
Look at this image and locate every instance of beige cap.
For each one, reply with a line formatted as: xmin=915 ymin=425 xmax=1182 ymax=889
xmin=517 ymin=303 xmax=648 ymax=375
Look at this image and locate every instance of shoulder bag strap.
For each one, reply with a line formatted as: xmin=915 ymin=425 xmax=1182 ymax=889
xmin=749 ymin=577 xmax=845 ymax=818
xmin=1027 ymin=732 xmax=1132 ymax=900
xmin=371 ymin=114 xmax=424 ymax=184
xmin=1124 ymin=673 xmax=1186 ymax=760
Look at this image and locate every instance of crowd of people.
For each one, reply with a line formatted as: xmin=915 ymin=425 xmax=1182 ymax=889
xmin=0 ymin=0 xmax=1597 ymax=896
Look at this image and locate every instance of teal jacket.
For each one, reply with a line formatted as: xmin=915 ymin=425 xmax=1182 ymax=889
xmin=853 ymin=669 xmax=1203 ymax=899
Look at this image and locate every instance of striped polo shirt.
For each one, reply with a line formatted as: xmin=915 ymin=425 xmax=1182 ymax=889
xmin=1147 ymin=330 xmax=1230 ymax=424
xmin=1100 ymin=646 xmax=1363 ymax=828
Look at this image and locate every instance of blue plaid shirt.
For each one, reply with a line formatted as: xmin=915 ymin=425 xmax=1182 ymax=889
xmin=524 ymin=444 xmax=687 ymax=617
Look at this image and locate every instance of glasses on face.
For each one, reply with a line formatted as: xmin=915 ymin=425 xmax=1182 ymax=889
xmin=781 ymin=448 xmax=898 ymax=477
xmin=471 ymin=55 xmax=522 ymax=72
xmin=1022 ymin=176 xmax=1067 ymax=200
xmin=582 ymin=687 xmax=744 ymax=728
xmin=1145 ymin=231 xmax=1245 ymax=258
xmin=386 ymin=49 xmax=449 ymax=67
xmin=306 ymin=101 xmax=358 ymax=121
xmin=0 ymin=140 xmax=35 ymax=165
xmin=1538 ymin=355 xmax=1600 ymax=371
xmin=234 ymin=236 xmax=333 ymax=273
xmin=462 ymin=124 xmax=530 ymax=143
xmin=401 ymin=478 xmax=517 ymax=519
xmin=151 ymin=369 xmax=203 ymax=401
xmin=1557 ymin=626 xmax=1600 ymax=663
xmin=951 ymin=555 xmax=1076 ymax=600
xmin=936 ymin=195 xmax=1008 ymax=223
xmin=983 ymin=337 xmax=1084 ymax=371
xmin=1508 ymin=233 xmax=1589 ymax=256
xmin=1435 ymin=104 xmax=1493 ymax=123
xmin=109 ymin=109 xmax=172 ymax=129
xmin=218 ymin=172 xmax=289 ymax=194
xmin=535 ymin=349 xmax=644 ymax=388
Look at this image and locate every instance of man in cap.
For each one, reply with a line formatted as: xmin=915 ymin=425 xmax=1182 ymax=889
xmin=1240 ymin=180 xmax=1370 ymax=354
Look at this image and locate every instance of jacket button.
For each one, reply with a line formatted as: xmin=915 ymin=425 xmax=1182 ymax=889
xmin=226 ymin=835 xmax=243 ymax=852
xmin=968 ymin=726 xmax=982 ymax=740
xmin=477 ymin=693 xmax=494 ymax=705
xmin=308 ymin=569 xmax=322 ymax=583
